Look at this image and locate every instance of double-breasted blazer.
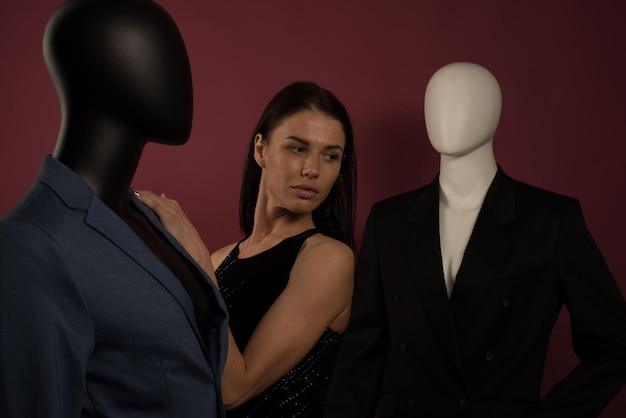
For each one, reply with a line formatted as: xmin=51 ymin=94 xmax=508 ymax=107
xmin=0 ymin=156 xmax=229 ymax=417
xmin=324 ymin=167 xmax=626 ymax=417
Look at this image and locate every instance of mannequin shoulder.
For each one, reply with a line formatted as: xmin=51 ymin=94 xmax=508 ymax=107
xmin=364 ymin=183 xmax=437 ymax=224
xmin=513 ymin=179 xmax=579 ymax=214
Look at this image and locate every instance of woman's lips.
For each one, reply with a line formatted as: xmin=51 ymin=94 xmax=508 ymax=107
xmin=292 ymin=185 xmax=319 ymax=199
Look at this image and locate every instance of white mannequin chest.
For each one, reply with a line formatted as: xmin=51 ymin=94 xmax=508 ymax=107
xmin=439 ymin=203 xmax=481 ymax=297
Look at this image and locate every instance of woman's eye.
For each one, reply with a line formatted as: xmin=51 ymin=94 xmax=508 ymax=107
xmin=324 ymin=153 xmax=339 ymax=161
xmin=288 ymin=146 xmax=305 ymax=153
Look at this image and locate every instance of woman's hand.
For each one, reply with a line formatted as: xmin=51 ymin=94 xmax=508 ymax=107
xmin=134 ymin=190 xmax=216 ymax=283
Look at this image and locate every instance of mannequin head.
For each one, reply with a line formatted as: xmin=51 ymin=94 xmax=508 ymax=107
xmin=424 ymin=62 xmax=501 ymax=157
xmin=44 ymin=0 xmax=193 ymax=144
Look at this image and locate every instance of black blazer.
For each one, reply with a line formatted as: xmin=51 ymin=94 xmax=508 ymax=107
xmin=324 ymin=168 xmax=626 ymax=418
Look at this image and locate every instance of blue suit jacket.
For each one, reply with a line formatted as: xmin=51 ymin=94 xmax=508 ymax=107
xmin=0 ymin=156 xmax=229 ymax=417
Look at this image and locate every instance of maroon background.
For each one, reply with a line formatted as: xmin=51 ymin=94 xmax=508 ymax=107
xmin=1 ymin=0 xmax=624 ymax=414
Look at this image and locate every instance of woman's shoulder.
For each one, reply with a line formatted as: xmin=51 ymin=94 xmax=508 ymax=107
xmin=289 ymin=233 xmax=354 ymax=318
xmin=304 ymin=232 xmax=352 ymax=252
xmin=210 ymin=242 xmax=238 ymax=268
xmin=298 ymin=233 xmax=354 ymax=271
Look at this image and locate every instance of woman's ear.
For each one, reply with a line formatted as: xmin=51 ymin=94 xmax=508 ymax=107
xmin=253 ymin=134 xmax=266 ymax=168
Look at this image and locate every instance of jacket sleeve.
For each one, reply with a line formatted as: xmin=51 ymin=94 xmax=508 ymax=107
xmin=530 ymin=198 xmax=626 ymax=417
xmin=324 ymin=204 xmax=389 ymax=418
xmin=0 ymin=222 xmax=93 ymax=418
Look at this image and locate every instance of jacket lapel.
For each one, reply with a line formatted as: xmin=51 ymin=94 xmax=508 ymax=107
xmin=130 ymin=192 xmax=229 ymax=367
xmin=449 ymin=168 xmax=516 ymax=328
xmin=81 ymin=192 xmax=222 ymax=360
xmin=130 ymin=192 xmax=227 ymax=325
xmin=404 ymin=177 xmax=465 ymax=378
xmin=39 ymin=156 xmax=226 ymax=369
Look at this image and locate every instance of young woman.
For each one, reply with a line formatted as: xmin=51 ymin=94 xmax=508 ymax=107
xmin=138 ymin=81 xmax=357 ymax=417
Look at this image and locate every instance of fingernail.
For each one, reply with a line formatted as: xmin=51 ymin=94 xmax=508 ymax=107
xmin=134 ymin=191 xmax=141 ymax=196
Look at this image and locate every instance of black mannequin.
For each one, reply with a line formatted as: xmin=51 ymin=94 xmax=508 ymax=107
xmin=1 ymin=0 xmax=228 ymax=416
xmin=44 ymin=0 xmax=212 ymax=338
xmin=1 ymin=1 xmax=228 ymax=415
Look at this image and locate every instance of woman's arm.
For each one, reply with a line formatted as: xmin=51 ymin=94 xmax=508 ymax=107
xmin=221 ymin=235 xmax=353 ymax=407
xmin=136 ymin=190 xmax=354 ymax=408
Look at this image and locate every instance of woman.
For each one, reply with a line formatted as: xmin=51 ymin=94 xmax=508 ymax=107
xmin=138 ymin=81 xmax=357 ymax=417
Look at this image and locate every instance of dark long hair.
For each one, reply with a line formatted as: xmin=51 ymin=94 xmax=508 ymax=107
xmin=239 ymin=81 xmax=357 ymax=249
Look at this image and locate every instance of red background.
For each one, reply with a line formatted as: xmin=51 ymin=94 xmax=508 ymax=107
xmin=1 ymin=1 xmax=624 ymax=414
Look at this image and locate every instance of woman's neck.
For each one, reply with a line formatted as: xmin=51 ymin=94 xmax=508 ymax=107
xmin=248 ymin=196 xmax=315 ymax=242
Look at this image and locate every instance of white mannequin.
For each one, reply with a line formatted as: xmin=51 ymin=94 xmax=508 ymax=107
xmin=424 ymin=62 xmax=502 ymax=297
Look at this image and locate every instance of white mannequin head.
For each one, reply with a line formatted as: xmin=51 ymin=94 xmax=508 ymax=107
xmin=424 ymin=62 xmax=502 ymax=157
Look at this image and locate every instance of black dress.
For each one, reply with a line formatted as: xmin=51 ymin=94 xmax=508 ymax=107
xmin=215 ymin=229 xmax=342 ymax=418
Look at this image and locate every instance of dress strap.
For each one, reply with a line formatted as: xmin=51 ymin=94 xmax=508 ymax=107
xmin=294 ymin=228 xmax=319 ymax=240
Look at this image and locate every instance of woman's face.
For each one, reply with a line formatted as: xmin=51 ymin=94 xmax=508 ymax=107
xmin=254 ymin=109 xmax=345 ymax=217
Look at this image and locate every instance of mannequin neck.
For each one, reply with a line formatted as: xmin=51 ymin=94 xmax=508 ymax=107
xmin=52 ymin=112 xmax=146 ymax=216
xmin=438 ymin=140 xmax=497 ymax=211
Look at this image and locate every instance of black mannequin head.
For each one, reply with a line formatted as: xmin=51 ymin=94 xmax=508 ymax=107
xmin=44 ymin=0 xmax=193 ymax=145
xmin=43 ymin=0 xmax=193 ymax=210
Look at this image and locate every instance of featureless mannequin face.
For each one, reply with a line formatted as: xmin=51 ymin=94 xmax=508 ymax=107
xmin=44 ymin=0 xmax=193 ymax=145
xmin=424 ymin=62 xmax=502 ymax=157
xmin=42 ymin=0 xmax=193 ymax=211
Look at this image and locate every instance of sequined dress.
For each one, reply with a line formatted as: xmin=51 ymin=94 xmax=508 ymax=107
xmin=215 ymin=229 xmax=342 ymax=418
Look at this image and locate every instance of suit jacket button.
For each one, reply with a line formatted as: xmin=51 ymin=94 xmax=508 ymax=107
xmin=400 ymin=343 xmax=408 ymax=352
xmin=502 ymin=297 xmax=511 ymax=307
xmin=459 ymin=398 xmax=470 ymax=407
xmin=394 ymin=293 xmax=401 ymax=302
xmin=485 ymin=351 xmax=494 ymax=361
xmin=407 ymin=395 xmax=416 ymax=405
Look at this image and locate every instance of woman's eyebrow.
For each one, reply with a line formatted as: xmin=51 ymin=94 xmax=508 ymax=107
xmin=285 ymin=135 xmax=344 ymax=151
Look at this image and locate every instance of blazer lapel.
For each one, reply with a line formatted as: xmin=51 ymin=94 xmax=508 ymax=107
xmin=38 ymin=155 xmax=226 ymax=367
xmin=404 ymin=177 xmax=465 ymax=378
xmin=83 ymin=193 xmax=217 ymax=359
xmin=130 ymin=192 xmax=227 ymax=309
xmin=449 ymin=168 xmax=516 ymax=328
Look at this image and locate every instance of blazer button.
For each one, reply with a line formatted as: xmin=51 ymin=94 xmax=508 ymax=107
xmin=485 ymin=352 xmax=494 ymax=361
xmin=400 ymin=343 xmax=408 ymax=352
xmin=459 ymin=398 xmax=470 ymax=407
xmin=394 ymin=293 xmax=401 ymax=302
xmin=407 ymin=395 xmax=416 ymax=405
xmin=502 ymin=297 xmax=511 ymax=308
